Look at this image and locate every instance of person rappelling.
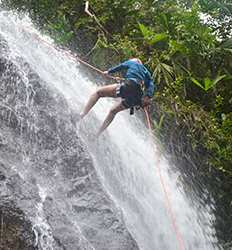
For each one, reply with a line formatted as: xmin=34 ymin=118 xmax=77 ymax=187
xmin=80 ymin=58 xmax=155 ymax=136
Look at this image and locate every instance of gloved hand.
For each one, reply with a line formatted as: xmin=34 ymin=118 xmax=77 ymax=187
xmin=142 ymin=96 xmax=152 ymax=107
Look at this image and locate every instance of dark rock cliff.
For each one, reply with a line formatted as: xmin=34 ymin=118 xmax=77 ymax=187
xmin=0 ymin=35 xmax=139 ymax=250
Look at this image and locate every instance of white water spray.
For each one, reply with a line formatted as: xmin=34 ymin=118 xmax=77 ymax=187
xmin=33 ymin=185 xmax=55 ymax=250
xmin=0 ymin=10 xmax=220 ymax=250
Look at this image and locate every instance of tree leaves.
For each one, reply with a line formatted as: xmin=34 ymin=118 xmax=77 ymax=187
xmin=138 ymin=23 xmax=168 ymax=45
xmin=169 ymin=40 xmax=189 ymax=55
xmin=153 ymin=61 xmax=174 ymax=85
xmin=191 ymin=75 xmax=227 ymax=91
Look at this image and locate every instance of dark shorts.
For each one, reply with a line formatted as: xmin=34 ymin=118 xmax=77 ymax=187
xmin=116 ymin=80 xmax=143 ymax=108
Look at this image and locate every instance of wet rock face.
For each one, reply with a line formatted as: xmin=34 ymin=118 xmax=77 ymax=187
xmin=0 ymin=36 xmax=35 ymax=250
xmin=0 ymin=36 xmax=139 ymax=249
xmin=0 ymin=201 xmax=36 ymax=250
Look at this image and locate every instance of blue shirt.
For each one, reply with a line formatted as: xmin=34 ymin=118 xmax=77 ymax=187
xmin=108 ymin=60 xmax=155 ymax=97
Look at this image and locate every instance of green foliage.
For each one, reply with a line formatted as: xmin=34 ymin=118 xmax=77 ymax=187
xmin=198 ymin=0 xmax=232 ymax=39
xmin=191 ymin=75 xmax=227 ymax=91
xmin=204 ymin=112 xmax=232 ymax=174
xmin=138 ymin=23 xmax=168 ymax=46
xmin=46 ymin=14 xmax=74 ymax=44
xmin=153 ymin=61 xmax=174 ymax=85
xmin=153 ymin=114 xmax=165 ymax=134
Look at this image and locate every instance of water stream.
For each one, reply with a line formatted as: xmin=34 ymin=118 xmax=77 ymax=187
xmin=0 ymin=10 xmax=221 ymax=250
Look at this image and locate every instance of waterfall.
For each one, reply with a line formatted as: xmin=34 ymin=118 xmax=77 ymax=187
xmin=0 ymin=10 xmax=220 ymax=250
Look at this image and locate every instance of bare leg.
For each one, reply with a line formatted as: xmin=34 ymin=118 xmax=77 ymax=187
xmin=80 ymin=84 xmax=118 ymax=118
xmin=97 ymin=102 xmax=128 ymax=137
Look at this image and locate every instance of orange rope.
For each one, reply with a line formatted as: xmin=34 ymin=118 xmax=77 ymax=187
xmin=144 ymin=107 xmax=185 ymax=250
xmin=22 ymin=26 xmax=118 ymax=81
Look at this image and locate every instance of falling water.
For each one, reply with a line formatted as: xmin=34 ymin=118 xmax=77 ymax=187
xmin=0 ymin=10 xmax=221 ymax=250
